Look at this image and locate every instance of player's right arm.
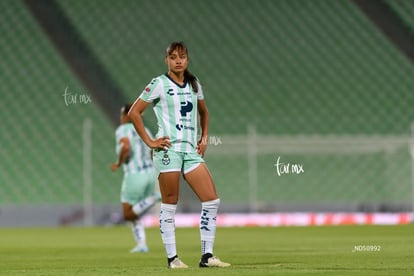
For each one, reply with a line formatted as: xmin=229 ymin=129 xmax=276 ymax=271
xmin=129 ymin=99 xmax=171 ymax=150
xmin=129 ymin=78 xmax=171 ymax=150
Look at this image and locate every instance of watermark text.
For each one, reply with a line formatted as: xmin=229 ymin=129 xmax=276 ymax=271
xmin=274 ymin=156 xmax=304 ymax=176
xmin=63 ymin=86 xmax=92 ymax=106
xmin=352 ymin=245 xmax=381 ymax=252
xmin=198 ymin=135 xmax=223 ymax=146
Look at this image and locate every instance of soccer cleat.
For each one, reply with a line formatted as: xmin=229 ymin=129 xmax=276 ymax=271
xmin=199 ymin=253 xmax=231 ymax=268
xmin=168 ymin=256 xmax=189 ymax=269
xmin=130 ymin=245 xmax=149 ymax=253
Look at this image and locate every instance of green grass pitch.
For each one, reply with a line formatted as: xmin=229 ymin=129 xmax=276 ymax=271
xmin=1 ymin=225 xmax=413 ymax=275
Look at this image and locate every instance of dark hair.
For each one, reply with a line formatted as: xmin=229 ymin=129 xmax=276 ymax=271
xmin=166 ymin=41 xmax=199 ymax=93
xmin=120 ymin=103 xmax=132 ymax=115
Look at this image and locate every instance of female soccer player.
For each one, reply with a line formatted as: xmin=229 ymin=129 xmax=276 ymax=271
xmin=111 ymin=104 xmax=161 ymax=253
xmin=128 ymin=42 xmax=230 ymax=269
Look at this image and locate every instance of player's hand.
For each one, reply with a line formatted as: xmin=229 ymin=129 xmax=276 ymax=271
xmin=149 ymin=136 xmax=171 ymax=150
xmin=110 ymin=163 xmax=119 ymax=172
xmin=197 ymin=137 xmax=207 ymax=157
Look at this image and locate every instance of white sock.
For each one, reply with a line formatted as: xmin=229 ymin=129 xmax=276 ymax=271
xmin=159 ymin=203 xmax=177 ymax=258
xmin=132 ymin=194 xmax=159 ymax=216
xmin=200 ymin=198 xmax=220 ymax=255
xmin=131 ymin=219 xmax=146 ymax=247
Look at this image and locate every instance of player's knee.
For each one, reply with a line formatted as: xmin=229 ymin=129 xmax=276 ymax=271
xmin=162 ymin=193 xmax=179 ymax=204
xmin=123 ymin=210 xmax=137 ymax=221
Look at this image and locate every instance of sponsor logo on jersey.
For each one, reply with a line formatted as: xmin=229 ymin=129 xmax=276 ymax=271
xmin=176 ymin=124 xmax=195 ymax=131
xmin=180 ymin=101 xmax=193 ymax=116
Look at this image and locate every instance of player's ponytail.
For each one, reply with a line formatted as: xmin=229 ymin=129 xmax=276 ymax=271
xmin=121 ymin=103 xmax=132 ymax=115
xmin=184 ymin=69 xmax=198 ymax=93
xmin=166 ymin=41 xmax=199 ymax=93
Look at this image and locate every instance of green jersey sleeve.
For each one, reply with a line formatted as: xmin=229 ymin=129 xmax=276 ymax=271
xmin=197 ymin=82 xmax=204 ymax=100
xmin=139 ymin=77 xmax=162 ymax=103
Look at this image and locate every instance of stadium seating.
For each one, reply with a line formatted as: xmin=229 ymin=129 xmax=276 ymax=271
xmin=385 ymin=0 xmax=414 ymax=31
xmin=56 ymin=0 xmax=414 ymax=135
xmin=0 ymin=0 xmax=120 ymax=204
xmin=1 ymin=0 xmax=413 ymax=212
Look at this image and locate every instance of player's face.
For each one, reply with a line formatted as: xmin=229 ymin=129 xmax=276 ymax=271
xmin=166 ymin=49 xmax=188 ymax=74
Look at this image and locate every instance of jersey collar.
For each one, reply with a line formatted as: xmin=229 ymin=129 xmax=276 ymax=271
xmin=164 ymin=73 xmax=187 ymax=88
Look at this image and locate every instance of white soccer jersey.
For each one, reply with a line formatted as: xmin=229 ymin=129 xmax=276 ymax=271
xmin=139 ymin=74 xmax=204 ymax=153
xmin=115 ymin=123 xmax=153 ymax=174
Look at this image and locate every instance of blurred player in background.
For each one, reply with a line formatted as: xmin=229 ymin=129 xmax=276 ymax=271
xmin=128 ymin=41 xmax=230 ymax=268
xmin=111 ymin=104 xmax=161 ymax=253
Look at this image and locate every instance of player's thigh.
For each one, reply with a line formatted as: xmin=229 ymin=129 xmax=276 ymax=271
xmin=158 ymin=171 xmax=181 ymax=204
xmin=121 ymin=202 xmax=134 ymax=218
xmin=184 ymin=163 xmax=218 ymax=202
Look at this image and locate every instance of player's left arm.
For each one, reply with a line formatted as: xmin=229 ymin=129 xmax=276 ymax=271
xmin=110 ymin=137 xmax=131 ymax=171
xmin=197 ymin=99 xmax=209 ymax=157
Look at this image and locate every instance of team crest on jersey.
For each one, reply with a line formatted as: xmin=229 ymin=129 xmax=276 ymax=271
xmin=162 ymin=152 xmax=170 ymax=165
xmin=145 ymin=87 xmax=151 ymax=93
